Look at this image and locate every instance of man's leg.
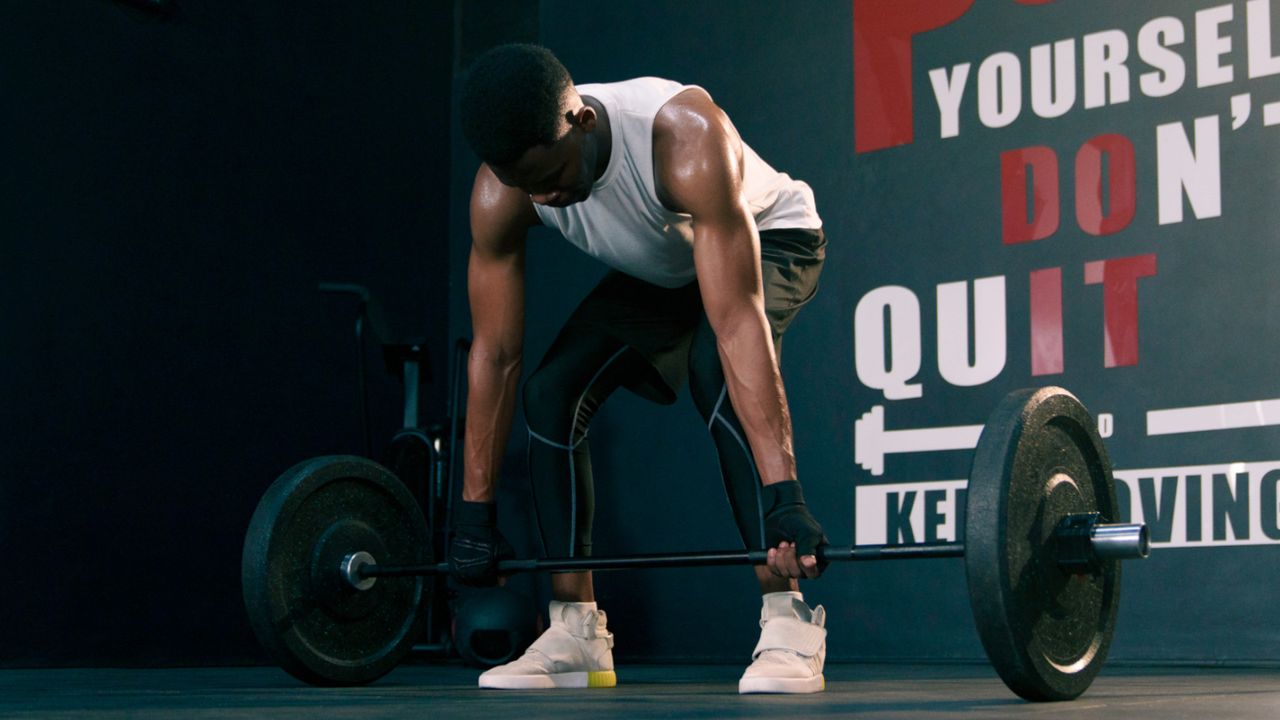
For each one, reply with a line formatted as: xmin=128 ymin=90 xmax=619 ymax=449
xmin=482 ymin=272 xmax=696 ymax=690
xmin=523 ymin=325 xmax=653 ymax=601
xmin=687 ymin=317 xmax=794 ymax=594
xmin=480 ymin=327 xmax=647 ymax=690
xmin=687 ymin=227 xmax=828 ymax=694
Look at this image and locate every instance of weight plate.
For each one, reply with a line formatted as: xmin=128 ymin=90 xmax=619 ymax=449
xmin=242 ymin=455 xmax=429 ymax=686
xmin=965 ymin=387 xmax=1121 ymax=702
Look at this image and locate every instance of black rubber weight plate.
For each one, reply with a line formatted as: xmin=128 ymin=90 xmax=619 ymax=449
xmin=242 ymin=456 xmax=429 ymax=686
xmin=965 ymin=387 xmax=1121 ymax=702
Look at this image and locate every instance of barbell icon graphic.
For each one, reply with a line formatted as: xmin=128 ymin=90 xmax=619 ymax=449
xmin=854 ymin=405 xmax=985 ymax=476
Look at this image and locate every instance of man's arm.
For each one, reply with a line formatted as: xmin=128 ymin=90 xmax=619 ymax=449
xmin=654 ymin=90 xmax=795 ymax=488
xmin=462 ymin=165 xmax=538 ymax=502
xmin=654 ymin=90 xmax=824 ymax=578
xmin=448 ymin=165 xmax=538 ymax=585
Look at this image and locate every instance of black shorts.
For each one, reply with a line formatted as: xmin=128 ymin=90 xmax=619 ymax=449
xmin=558 ymin=226 xmax=827 ymax=404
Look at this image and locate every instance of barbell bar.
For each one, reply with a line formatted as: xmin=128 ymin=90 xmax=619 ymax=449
xmin=349 ymin=517 xmax=1147 ymax=585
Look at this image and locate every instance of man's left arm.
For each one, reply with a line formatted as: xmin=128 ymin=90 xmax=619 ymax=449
xmin=654 ymin=91 xmax=826 ymax=579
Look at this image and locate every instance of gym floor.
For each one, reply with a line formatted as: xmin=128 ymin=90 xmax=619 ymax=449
xmin=4 ymin=662 xmax=1278 ymax=719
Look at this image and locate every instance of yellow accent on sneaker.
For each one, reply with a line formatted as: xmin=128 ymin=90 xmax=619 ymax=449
xmin=587 ymin=670 xmax=617 ymax=688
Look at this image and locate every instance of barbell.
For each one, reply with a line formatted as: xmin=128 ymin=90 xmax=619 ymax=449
xmin=241 ymin=386 xmax=1149 ymax=701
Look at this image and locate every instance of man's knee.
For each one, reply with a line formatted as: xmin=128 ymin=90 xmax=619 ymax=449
xmin=522 ymin=365 xmax=576 ymax=439
xmin=687 ymin=325 xmax=724 ymax=421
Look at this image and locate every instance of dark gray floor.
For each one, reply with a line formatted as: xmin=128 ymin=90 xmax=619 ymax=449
xmin=2 ymin=663 xmax=1278 ymax=719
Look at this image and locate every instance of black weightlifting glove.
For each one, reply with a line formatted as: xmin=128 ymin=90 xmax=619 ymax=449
xmin=448 ymin=500 xmax=514 ymax=586
xmin=762 ymin=480 xmax=830 ymax=577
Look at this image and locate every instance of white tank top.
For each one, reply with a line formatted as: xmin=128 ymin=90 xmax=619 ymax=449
xmin=533 ymin=77 xmax=822 ymax=288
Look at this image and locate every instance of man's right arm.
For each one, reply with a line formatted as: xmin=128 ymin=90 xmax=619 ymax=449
xmin=461 ymin=165 xmax=539 ymax=503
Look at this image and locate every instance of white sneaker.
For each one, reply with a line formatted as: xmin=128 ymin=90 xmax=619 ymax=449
xmin=477 ymin=600 xmax=617 ymax=689
xmin=738 ymin=591 xmax=827 ymax=694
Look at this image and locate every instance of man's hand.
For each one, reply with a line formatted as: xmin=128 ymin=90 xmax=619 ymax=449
xmin=762 ymin=481 xmax=829 ymax=579
xmin=448 ymin=500 xmax=514 ymax=585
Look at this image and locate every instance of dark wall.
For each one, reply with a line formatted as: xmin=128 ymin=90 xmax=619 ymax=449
xmin=449 ymin=0 xmax=1280 ymax=664
xmin=2 ymin=1 xmax=453 ymax=665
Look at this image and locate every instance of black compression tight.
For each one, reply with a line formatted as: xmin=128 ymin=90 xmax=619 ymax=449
xmin=522 ymin=315 xmax=776 ymax=558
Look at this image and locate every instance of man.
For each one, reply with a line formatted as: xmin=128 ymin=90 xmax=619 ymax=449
xmin=451 ymin=43 xmax=830 ymax=694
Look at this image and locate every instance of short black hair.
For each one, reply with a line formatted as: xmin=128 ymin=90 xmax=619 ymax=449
xmin=460 ymin=44 xmax=573 ymax=166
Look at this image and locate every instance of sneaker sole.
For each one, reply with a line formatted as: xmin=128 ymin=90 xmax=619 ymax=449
xmin=738 ymin=674 xmax=824 ymax=694
xmin=479 ymin=670 xmax=617 ymax=690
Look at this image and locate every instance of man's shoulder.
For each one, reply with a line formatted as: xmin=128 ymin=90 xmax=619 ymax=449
xmin=649 ymin=88 xmax=739 ymax=214
xmin=652 ymin=86 xmax=722 ymax=145
xmin=470 ymin=165 xmax=539 ymax=242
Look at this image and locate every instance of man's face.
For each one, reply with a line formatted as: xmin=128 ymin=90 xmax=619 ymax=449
xmin=492 ymin=101 xmax=599 ymax=207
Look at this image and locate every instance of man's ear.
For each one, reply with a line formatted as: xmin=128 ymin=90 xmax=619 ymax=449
xmin=566 ymin=105 xmax=597 ymax=132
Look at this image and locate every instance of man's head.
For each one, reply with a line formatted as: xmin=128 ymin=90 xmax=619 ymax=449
xmin=460 ymin=44 xmax=604 ymax=207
